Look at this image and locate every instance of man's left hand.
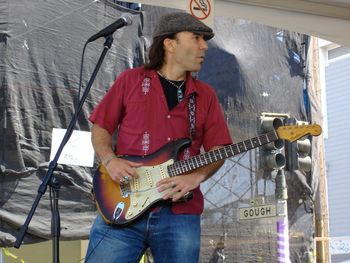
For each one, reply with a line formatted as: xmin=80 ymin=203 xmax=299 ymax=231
xmin=156 ymin=172 xmax=202 ymax=202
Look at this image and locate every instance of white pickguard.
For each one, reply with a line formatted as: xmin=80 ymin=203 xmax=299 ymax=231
xmin=123 ymin=159 xmax=174 ymax=220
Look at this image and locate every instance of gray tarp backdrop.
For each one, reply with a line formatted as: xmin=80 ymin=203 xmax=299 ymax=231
xmin=0 ymin=0 xmax=322 ymax=262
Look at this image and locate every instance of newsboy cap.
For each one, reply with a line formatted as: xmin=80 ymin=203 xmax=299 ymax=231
xmin=153 ymin=12 xmax=214 ymax=40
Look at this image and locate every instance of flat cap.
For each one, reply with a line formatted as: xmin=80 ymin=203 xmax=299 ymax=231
xmin=153 ymin=12 xmax=214 ymax=40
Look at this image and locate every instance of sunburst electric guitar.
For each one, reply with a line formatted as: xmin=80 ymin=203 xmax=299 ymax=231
xmin=93 ymin=124 xmax=322 ymax=225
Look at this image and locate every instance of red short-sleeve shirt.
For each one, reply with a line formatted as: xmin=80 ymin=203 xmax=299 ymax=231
xmin=89 ymin=67 xmax=232 ymax=215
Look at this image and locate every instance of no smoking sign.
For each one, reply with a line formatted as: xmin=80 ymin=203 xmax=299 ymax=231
xmin=189 ymin=0 xmax=212 ymax=20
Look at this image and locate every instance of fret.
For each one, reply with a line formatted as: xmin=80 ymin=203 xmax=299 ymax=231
xmin=224 ymin=146 xmax=231 ymax=156
xmin=245 ymin=139 xmax=253 ymax=150
xmin=232 ymin=144 xmax=240 ymax=154
xmin=212 ymin=151 xmax=218 ymax=161
xmin=204 ymin=155 xmax=209 ymax=165
xmin=167 ymin=166 xmax=172 ymax=176
xmin=182 ymin=161 xmax=189 ymax=173
xmin=207 ymin=152 xmax=213 ymax=162
xmin=179 ymin=162 xmax=185 ymax=174
xmin=251 ymin=137 xmax=259 ymax=147
xmin=251 ymin=139 xmax=256 ymax=148
xmin=213 ymin=151 xmax=217 ymax=161
xmin=188 ymin=159 xmax=195 ymax=170
xmin=168 ymin=165 xmax=175 ymax=177
xmin=227 ymin=145 xmax=233 ymax=155
xmin=217 ymin=149 xmax=223 ymax=159
xmin=228 ymin=146 xmax=233 ymax=156
xmin=193 ymin=157 xmax=199 ymax=167
xmin=186 ymin=161 xmax=192 ymax=173
xmin=202 ymin=155 xmax=208 ymax=165
xmin=174 ymin=164 xmax=181 ymax=176
xmin=176 ymin=165 xmax=182 ymax=175
xmin=213 ymin=151 xmax=219 ymax=161
xmin=238 ymin=142 xmax=245 ymax=152
xmin=198 ymin=156 xmax=203 ymax=166
xmin=200 ymin=155 xmax=206 ymax=166
xmin=192 ymin=159 xmax=197 ymax=169
xmin=207 ymin=152 xmax=213 ymax=163
xmin=211 ymin=151 xmax=217 ymax=161
xmin=221 ymin=148 xmax=228 ymax=158
xmin=266 ymin=132 xmax=272 ymax=143
xmin=195 ymin=156 xmax=200 ymax=167
xmin=183 ymin=160 xmax=189 ymax=171
xmin=172 ymin=167 xmax=177 ymax=176
xmin=172 ymin=164 xmax=177 ymax=175
xmin=193 ymin=159 xmax=198 ymax=169
xmin=257 ymin=136 xmax=262 ymax=145
xmin=261 ymin=134 xmax=269 ymax=144
xmin=244 ymin=139 xmax=253 ymax=150
xmin=179 ymin=163 xmax=185 ymax=174
xmin=172 ymin=167 xmax=178 ymax=176
xmin=250 ymin=138 xmax=255 ymax=147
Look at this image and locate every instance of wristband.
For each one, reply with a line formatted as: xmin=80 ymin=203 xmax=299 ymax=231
xmin=102 ymin=154 xmax=117 ymax=167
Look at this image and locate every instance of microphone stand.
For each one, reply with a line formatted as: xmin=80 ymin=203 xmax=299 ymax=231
xmin=14 ymin=35 xmax=114 ymax=263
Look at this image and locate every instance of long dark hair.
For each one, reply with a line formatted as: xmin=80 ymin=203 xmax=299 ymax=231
xmin=144 ymin=34 xmax=176 ymax=70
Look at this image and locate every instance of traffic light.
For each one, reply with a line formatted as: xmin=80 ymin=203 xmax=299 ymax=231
xmin=285 ymin=118 xmax=312 ymax=172
xmin=259 ymin=115 xmax=286 ymax=179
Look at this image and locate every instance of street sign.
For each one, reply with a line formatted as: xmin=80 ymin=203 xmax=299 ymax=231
xmin=239 ymin=204 xmax=277 ymax=220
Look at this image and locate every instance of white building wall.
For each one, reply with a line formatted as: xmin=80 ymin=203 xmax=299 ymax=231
xmin=323 ymin=47 xmax=350 ymax=262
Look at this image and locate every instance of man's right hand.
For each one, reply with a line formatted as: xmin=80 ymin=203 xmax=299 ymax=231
xmin=104 ymin=157 xmax=142 ymax=184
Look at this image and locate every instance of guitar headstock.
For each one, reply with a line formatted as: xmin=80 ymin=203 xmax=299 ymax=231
xmin=276 ymin=124 xmax=322 ymax=142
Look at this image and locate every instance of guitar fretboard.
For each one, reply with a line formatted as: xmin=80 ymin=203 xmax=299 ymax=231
xmin=167 ymin=130 xmax=279 ymax=176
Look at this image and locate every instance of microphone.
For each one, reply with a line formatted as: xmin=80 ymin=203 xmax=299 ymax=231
xmin=87 ymin=15 xmax=132 ymax=43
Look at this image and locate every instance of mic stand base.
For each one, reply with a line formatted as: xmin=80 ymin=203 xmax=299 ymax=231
xmin=50 ymin=176 xmax=61 ymax=263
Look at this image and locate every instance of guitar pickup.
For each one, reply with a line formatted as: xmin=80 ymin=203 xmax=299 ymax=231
xmin=146 ymin=170 xmax=153 ymax=187
xmin=133 ymin=178 xmax=140 ymax=191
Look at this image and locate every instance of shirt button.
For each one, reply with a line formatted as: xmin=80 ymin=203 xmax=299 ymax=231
xmin=167 ymin=137 xmax=171 ymax=141
xmin=167 ymin=115 xmax=171 ymax=119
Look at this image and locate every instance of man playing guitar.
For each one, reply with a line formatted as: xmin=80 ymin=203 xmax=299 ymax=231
xmin=85 ymin=12 xmax=232 ymax=263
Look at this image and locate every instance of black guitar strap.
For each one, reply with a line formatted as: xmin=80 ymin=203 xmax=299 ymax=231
xmin=188 ymin=93 xmax=196 ymax=140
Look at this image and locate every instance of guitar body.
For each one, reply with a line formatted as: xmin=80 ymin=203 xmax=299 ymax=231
xmin=93 ymin=138 xmax=191 ymax=225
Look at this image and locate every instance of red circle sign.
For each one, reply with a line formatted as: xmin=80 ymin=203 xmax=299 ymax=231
xmin=189 ymin=0 xmax=211 ymax=20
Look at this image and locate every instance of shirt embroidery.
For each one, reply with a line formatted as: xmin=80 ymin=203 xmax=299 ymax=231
xmin=142 ymin=77 xmax=151 ymax=95
xmin=142 ymin=131 xmax=150 ymax=155
xmin=183 ymin=148 xmax=191 ymax=160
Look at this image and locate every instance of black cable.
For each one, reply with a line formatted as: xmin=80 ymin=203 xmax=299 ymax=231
xmin=75 ymin=41 xmax=89 ymax=115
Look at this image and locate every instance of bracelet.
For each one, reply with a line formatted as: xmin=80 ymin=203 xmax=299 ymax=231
xmin=102 ymin=154 xmax=117 ymax=167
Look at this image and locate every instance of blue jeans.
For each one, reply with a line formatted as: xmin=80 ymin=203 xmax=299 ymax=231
xmin=85 ymin=206 xmax=201 ymax=263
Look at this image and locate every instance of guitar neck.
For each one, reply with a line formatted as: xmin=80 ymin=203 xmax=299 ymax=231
xmin=168 ymin=130 xmax=279 ymax=176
